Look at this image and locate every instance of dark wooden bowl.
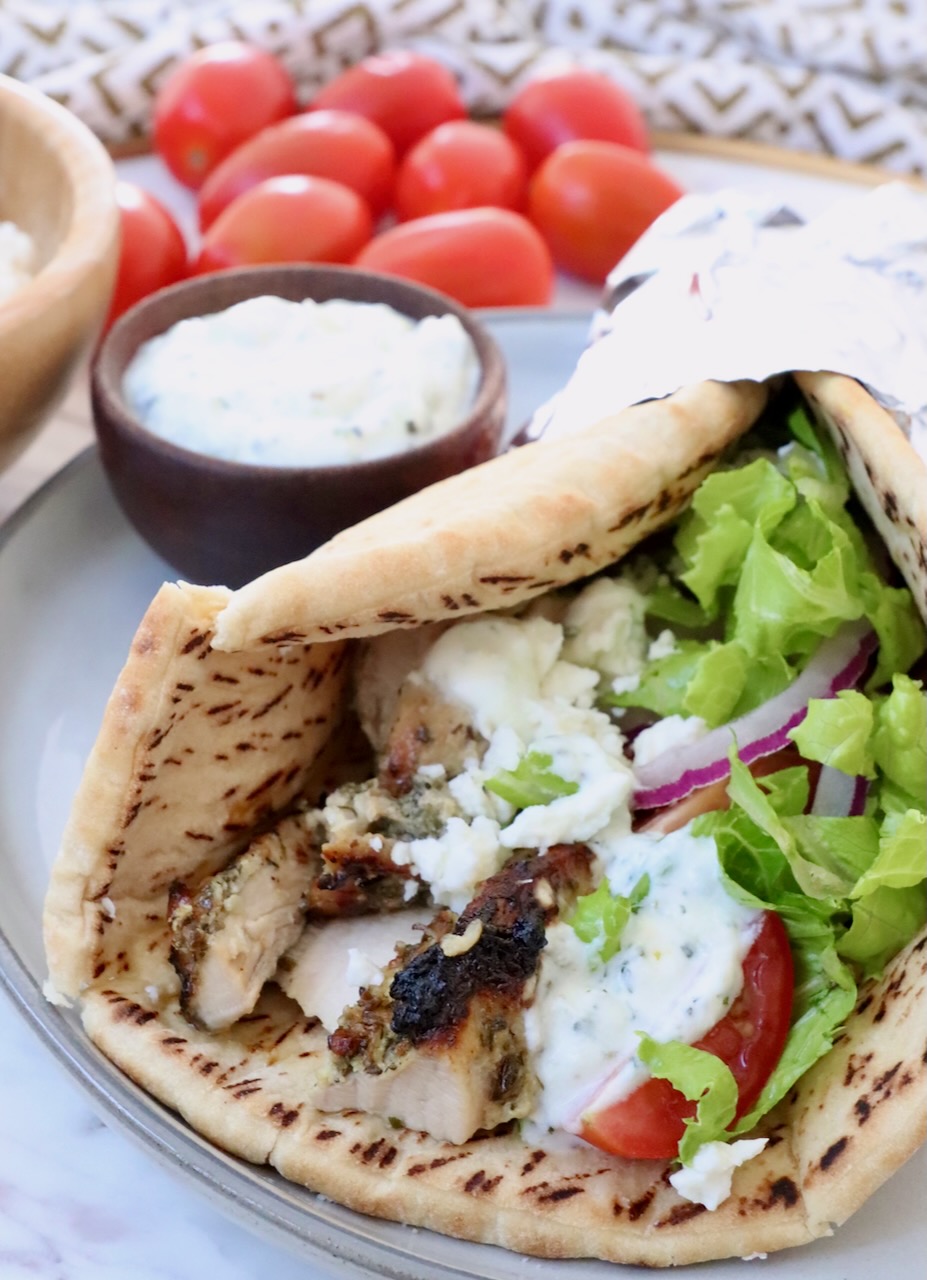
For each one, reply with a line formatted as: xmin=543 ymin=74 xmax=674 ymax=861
xmin=92 ymin=264 xmax=507 ymax=588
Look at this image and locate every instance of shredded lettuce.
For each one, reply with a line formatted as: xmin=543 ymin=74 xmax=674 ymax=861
xmin=838 ymin=883 xmax=927 ymax=978
xmin=484 ymin=750 xmax=578 ymax=810
xmin=852 ymin=810 xmax=927 ymax=898
xmin=601 ymin=406 xmax=925 ymax=731
xmin=681 ymin=697 xmax=927 ymax=1160
xmin=569 ymin=873 xmax=650 ymax=964
xmin=872 ymin=674 xmax=927 ymax=803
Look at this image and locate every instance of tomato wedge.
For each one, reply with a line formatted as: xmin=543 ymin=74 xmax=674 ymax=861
xmin=580 ymin=911 xmax=793 ymax=1160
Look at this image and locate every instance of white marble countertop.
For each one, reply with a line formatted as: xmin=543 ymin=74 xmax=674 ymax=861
xmin=0 ymin=985 xmax=338 ymax=1280
xmin=1 ymin=139 xmax=923 ymax=1280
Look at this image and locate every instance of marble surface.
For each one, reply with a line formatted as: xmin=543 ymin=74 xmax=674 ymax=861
xmin=0 ymin=986 xmax=336 ymax=1280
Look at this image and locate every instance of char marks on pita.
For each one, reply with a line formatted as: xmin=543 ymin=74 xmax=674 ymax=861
xmin=43 ymin=374 xmax=927 ymax=1266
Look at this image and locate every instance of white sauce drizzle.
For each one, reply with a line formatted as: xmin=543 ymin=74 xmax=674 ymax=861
xmin=524 ymin=827 xmax=761 ymax=1137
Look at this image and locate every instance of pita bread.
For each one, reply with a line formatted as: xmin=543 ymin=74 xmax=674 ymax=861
xmin=44 ymin=375 xmax=926 ymax=1266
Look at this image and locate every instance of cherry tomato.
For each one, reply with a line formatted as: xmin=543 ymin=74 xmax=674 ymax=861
xmin=154 ymin=42 xmax=297 ymax=189
xmin=197 ymin=110 xmax=396 ymax=230
xmin=580 ymin=912 xmax=794 ymax=1161
xmin=355 ymin=207 xmax=553 ymax=308
xmin=104 ymin=181 xmax=188 ymax=332
xmin=528 ymin=141 xmax=683 ymax=283
xmin=504 ymin=68 xmax=650 ymax=172
xmin=193 ymin=175 xmax=372 ymax=274
xmin=311 ymin=50 xmax=466 ymax=156
xmin=395 ymin=120 xmax=528 ymax=221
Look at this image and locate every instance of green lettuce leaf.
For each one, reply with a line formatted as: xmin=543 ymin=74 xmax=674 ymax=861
xmin=680 ymin=641 xmax=748 ymax=726
xmin=602 ymin=642 xmax=704 ymax=720
xmin=569 ymin=873 xmax=650 ymax=964
xmin=732 ymin=944 xmax=857 ymax=1134
xmin=484 ymin=751 xmax=578 ymax=810
xmin=637 ymin=1035 xmax=739 ymax=1165
xmin=837 ymin=883 xmax=927 ymax=978
xmin=788 ymin=689 xmax=876 ymax=778
xmin=872 ymin=675 xmax=927 ymax=803
xmin=860 ymin=579 xmax=927 ymax=690
xmin=732 ymin=515 xmax=863 ymax=660
xmin=852 ymin=809 xmax=927 ymax=898
xmin=676 ymin=459 xmax=796 ymax=612
xmin=645 ymin=581 xmax=712 ymax=629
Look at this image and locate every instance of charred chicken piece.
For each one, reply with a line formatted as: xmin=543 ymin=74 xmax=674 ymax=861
xmin=169 ymin=815 xmax=317 ymax=1032
xmin=312 ymin=835 xmax=425 ymax=916
xmin=318 ymin=843 xmax=596 ymax=1143
xmin=169 ymin=814 xmax=428 ymax=1032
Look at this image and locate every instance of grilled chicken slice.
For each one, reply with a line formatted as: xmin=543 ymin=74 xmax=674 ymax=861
xmin=275 ymin=908 xmax=435 ymax=1031
xmin=314 ymin=835 xmax=425 ymax=914
xmin=353 ymin=624 xmax=448 ymax=753
xmin=169 ymin=815 xmax=317 ymax=1032
xmin=318 ymin=843 xmax=596 ymax=1143
xmin=377 ymin=678 xmax=484 ymax=796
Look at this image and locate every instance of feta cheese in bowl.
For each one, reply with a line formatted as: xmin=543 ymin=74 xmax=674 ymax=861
xmin=0 ymin=220 xmax=35 ymax=302
xmin=91 ymin=265 xmax=506 ymax=588
xmin=123 ymin=295 xmax=480 ymax=467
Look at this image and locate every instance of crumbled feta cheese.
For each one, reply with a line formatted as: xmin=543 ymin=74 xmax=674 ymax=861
xmin=500 ymin=730 xmax=633 ymax=850
xmin=633 ymin=714 xmax=709 ymax=767
xmin=421 ymin=616 xmax=563 ymax=739
xmin=669 ymin=1138 xmax=768 ymax=1210
xmin=391 ymin=815 xmax=506 ymax=912
xmin=540 ymin=659 xmax=599 ymax=706
xmin=345 ymin=948 xmax=385 ymax=991
xmin=561 ymin=578 xmax=650 ymax=680
xmin=417 ymin=762 xmax=446 ymax=781
xmin=0 ymin=220 xmax=35 ymax=302
xmin=647 ymin=628 xmax=678 ymax=661
xmin=100 ymin=896 xmax=116 ymax=920
xmin=610 ymin=673 xmax=641 ymax=696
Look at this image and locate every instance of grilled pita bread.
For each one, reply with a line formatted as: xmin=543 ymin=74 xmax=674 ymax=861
xmin=44 ymin=374 xmax=926 ymax=1266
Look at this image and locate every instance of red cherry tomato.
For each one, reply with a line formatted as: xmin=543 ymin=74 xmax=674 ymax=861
xmin=355 ymin=207 xmax=553 ymax=308
xmin=104 ymin=181 xmax=188 ymax=332
xmin=528 ymin=141 xmax=683 ymax=283
xmin=504 ymin=68 xmax=650 ymax=172
xmin=395 ymin=121 xmax=528 ymax=221
xmin=197 ymin=110 xmax=396 ymax=230
xmin=193 ymin=175 xmax=372 ymax=274
xmin=580 ymin=912 xmax=794 ymax=1161
xmin=154 ymin=42 xmax=297 ymax=189
xmin=311 ymin=50 xmax=466 ymax=156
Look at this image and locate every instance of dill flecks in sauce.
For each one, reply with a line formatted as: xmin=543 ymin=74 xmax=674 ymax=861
xmin=123 ymin=295 xmax=479 ymax=466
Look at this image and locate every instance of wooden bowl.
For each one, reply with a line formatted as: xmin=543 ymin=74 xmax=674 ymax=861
xmin=91 ymin=265 xmax=507 ymax=588
xmin=0 ymin=74 xmax=119 ymax=471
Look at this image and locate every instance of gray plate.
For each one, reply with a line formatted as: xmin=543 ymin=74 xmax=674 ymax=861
xmin=0 ymin=312 xmax=924 ymax=1279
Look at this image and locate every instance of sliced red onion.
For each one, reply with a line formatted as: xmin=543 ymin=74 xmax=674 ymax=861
xmin=632 ymin=620 xmax=877 ymax=811
xmin=810 ymin=766 xmax=870 ymax=817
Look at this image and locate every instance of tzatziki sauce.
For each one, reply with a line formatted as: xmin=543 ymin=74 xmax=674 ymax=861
xmin=122 ymin=295 xmax=480 ymax=466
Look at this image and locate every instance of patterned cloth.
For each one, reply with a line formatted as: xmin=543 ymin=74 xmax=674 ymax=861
xmin=1 ymin=0 xmax=925 ymax=174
